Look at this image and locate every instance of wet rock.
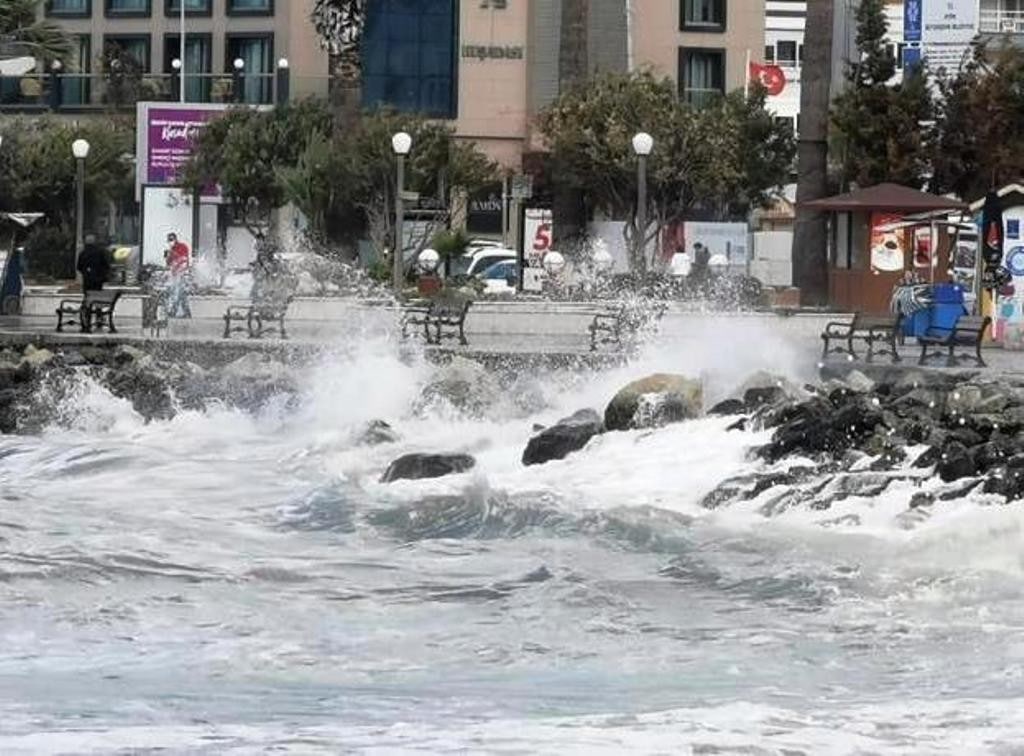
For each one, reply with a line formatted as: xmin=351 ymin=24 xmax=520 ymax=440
xmin=843 ymin=369 xmax=876 ymax=393
xmin=708 ymin=398 xmax=746 ymax=416
xmin=936 ymin=441 xmax=976 ymax=483
xmin=909 ymin=492 xmax=935 ymax=509
xmin=418 ymin=357 xmax=501 ymax=418
xmin=112 ymin=344 xmax=150 ymax=367
xmin=726 ymin=418 xmax=747 ymax=432
xmin=356 ymin=420 xmax=400 ymax=446
xmin=604 ymin=373 xmax=702 ymax=432
xmin=58 ymin=349 xmax=87 ymax=368
xmin=380 ymin=452 xmax=476 ymax=483
xmin=522 ymin=409 xmax=604 ymax=466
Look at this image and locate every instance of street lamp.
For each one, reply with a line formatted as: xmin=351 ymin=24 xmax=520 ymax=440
xmin=391 ymin=131 xmax=412 ymax=291
xmin=632 ymin=131 xmax=653 ymax=274
xmin=171 ymin=58 xmax=182 ymax=101
xmin=72 ymin=138 xmax=90 ymax=282
xmin=542 ymin=251 xmax=566 ymax=277
xmin=417 ymin=248 xmax=441 ymax=275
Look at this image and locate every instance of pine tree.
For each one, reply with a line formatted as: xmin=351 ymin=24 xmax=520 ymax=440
xmin=831 ymin=0 xmax=932 ymax=189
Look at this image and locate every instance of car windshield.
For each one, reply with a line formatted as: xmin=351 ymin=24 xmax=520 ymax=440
xmin=481 ymin=261 xmax=514 ymax=279
xmin=450 ymin=255 xmax=473 ymax=276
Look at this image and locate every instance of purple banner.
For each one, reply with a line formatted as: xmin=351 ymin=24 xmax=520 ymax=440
xmin=146 ymin=107 xmax=219 ymax=192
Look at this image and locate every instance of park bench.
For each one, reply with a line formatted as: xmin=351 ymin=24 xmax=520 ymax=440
xmin=55 ymin=290 xmax=122 ymax=334
xmin=223 ymin=295 xmax=292 ymax=340
xmin=588 ymin=302 xmax=667 ymax=352
xmin=918 ymin=315 xmax=991 ymax=367
xmin=820 ymin=312 xmax=902 ymax=363
xmin=400 ymin=299 xmax=472 ymax=345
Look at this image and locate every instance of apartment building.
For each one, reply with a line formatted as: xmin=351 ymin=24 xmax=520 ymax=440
xmin=764 ymin=0 xmax=905 ymax=132
xmin=27 ymin=0 xmax=327 ymax=106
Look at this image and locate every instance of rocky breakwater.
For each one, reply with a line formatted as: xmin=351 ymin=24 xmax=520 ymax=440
xmin=704 ymin=369 xmax=1024 ymax=516
xmin=0 ymin=343 xmax=301 ymax=433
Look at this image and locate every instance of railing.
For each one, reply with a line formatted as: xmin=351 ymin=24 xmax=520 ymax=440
xmin=0 ymin=71 xmax=285 ymax=112
xmin=979 ymin=8 xmax=1024 ymax=33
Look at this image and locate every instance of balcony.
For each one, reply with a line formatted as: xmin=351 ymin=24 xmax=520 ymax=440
xmin=979 ymin=8 xmax=1024 ymax=34
xmin=0 ymin=70 xmax=282 ymax=112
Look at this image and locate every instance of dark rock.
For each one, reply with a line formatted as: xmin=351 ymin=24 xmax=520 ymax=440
xmin=936 ymin=441 xmax=976 ymax=483
xmin=726 ymin=418 xmax=747 ymax=432
xmin=909 ymin=492 xmax=935 ymax=509
xmin=380 ymin=452 xmax=476 ymax=483
xmin=356 ymin=420 xmax=400 ymax=446
xmin=971 ymin=439 xmax=1017 ymax=473
xmin=914 ymin=446 xmax=942 ymax=469
xmin=522 ymin=409 xmax=604 ymax=466
xmin=0 ymin=366 xmax=15 ymax=391
xmin=531 ymin=423 xmax=546 ymax=432
xmin=605 ymin=374 xmax=702 ymax=432
xmin=58 ymin=350 xmax=87 ymax=368
xmin=709 ymin=398 xmax=746 ymax=416
xmin=983 ymin=467 xmax=1024 ymax=501
xmin=743 ymin=386 xmax=784 ymax=408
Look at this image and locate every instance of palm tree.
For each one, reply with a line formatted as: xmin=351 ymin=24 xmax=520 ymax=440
xmin=0 ymin=0 xmax=73 ymax=65
xmin=310 ymin=0 xmax=366 ymax=132
xmin=552 ymin=0 xmax=589 ymax=249
xmin=791 ymin=0 xmax=834 ymax=306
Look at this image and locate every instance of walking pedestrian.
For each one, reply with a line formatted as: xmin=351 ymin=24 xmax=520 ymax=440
xmin=77 ymin=233 xmax=110 ymax=292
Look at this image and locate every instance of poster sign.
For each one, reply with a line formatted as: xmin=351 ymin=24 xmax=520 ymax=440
xmin=870 ymin=213 xmax=905 ymax=272
xmin=146 ymin=107 xmax=221 ymax=193
xmin=922 ymin=0 xmax=978 ymax=73
xmin=523 ymin=208 xmax=552 ymax=267
xmin=467 ymin=182 xmax=503 ymax=235
xmin=913 ymin=227 xmax=934 ymax=268
xmin=905 ymin=0 xmax=922 ymax=42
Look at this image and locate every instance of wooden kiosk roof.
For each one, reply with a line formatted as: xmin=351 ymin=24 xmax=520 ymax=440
xmin=802 ymin=183 xmax=966 ymax=213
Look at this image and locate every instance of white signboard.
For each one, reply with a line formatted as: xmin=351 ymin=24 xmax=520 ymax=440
xmin=683 ymin=222 xmax=750 ymax=268
xmin=923 ymin=0 xmax=977 ymax=73
xmin=142 ymin=186 xmax=194 ymax=266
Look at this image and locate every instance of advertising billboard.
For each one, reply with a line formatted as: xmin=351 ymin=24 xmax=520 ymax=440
xmin=921 ymin=0 xmax=978 ymax=73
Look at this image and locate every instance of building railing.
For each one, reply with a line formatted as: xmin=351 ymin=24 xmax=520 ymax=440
xmin=979 ymin=8 xmax=1024 ymax=33
xmin=0 ymin=70 xmax=288 ymax=112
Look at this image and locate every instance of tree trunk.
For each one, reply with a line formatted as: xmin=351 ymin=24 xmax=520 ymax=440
xmin=313 ymin=0 xmax=366 ymax=134
xmin=791 ymin=0 xmax=833 ymax=307
xmin=552 ymin=0 xmax=589 ymax=250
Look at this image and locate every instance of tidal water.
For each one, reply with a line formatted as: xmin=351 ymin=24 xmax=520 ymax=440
xmin=2 ymin=335 xmax=1024 ymax=755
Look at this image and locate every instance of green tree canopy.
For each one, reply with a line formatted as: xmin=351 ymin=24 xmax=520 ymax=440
xmin=0 ymin=0 xmax=73 ymax=65
xmin=538 ymin=70 xmax=794 ymax=272
xmin=831 ymin=0 xmax=933 ymax=189
xmin=930 ymin=41 xmax=1024 ymax=201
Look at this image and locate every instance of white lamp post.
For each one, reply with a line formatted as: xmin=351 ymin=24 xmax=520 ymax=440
xmin=72 ymin=138 xmax=91 ymax=281
xmin=417 ymin=248 xmax=441 ymax=275
xmin=391 ymin=131 xmax=412 ymax=291
xmin=542 ymin=250 xmax=566 ymax=277
xmin=632 ymin=131 xmax=653 ymax=274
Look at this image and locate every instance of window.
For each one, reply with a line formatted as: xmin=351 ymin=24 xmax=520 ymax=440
xmin=226 ymin=35 xmax=273 ymax=103
xmin=47 ymin=0 xmax=91 ymax=16
xmin=681 ymin=0 xmax=726 ymax=32
xmin=62 ymin=35 xmax=92 ymax=106
xmin=165 ymin=0 xmax=212 ymax=16
xmin=679 ymin=48 xmax=725 ymax=107
xmin=362 ymin=0 xmax=458 ymax=118
xmin=104 ymin=35 xmax=151 ymax=71
xmin=777 ymin=40 xmax=797 ymax=66
xmin=764 ymin=45 xmax=774 ymax=64
xmin=227 ymin=0 xmax=273 ymax=14
xmin=165 ymin=34 xmax=212 ymax=101
xmin=105 ymin=0 xmax=150 ymax=16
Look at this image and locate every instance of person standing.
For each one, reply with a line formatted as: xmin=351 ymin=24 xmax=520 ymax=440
xmin=77 ymin=233 xmax=110 ymax=292
xmin=164 ymin=232 xmax=192 ymax=318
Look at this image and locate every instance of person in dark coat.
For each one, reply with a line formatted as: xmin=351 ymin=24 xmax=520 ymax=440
xmin=77 ymin=234 xmax=110 ymax=292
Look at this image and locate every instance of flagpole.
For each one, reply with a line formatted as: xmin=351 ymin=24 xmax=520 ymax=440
xmin=744 ymin=48 xmax=751 ymax=98
xmin=180 ymin=0 xmax=186 ymax=103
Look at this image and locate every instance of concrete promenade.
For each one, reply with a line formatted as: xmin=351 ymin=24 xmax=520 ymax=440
xmin=3 ymin=289 xmax=1024 ymax=375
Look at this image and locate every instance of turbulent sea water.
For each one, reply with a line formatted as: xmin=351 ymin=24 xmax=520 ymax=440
xmin=2 ymin=334 xmax=1024 ymax=755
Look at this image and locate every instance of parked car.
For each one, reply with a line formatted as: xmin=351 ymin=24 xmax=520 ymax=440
xmin=477 ymin=259 xmax=519 ymax=294
xmin=451 ymin=247 xmax=517 ymax=279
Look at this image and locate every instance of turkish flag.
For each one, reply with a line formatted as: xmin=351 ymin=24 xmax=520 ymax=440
xmin=749 ymin=62 xmax=786 ymax=96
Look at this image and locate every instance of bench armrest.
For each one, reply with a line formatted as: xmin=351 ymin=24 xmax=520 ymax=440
xmin=823 ymin=321 xmax=854 ymax=336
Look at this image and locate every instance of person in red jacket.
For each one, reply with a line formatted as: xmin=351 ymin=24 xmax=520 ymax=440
xmin=163 ymin=232 xmax=192 ymax=318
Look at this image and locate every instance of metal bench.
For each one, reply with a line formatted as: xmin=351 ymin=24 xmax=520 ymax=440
xmin=223 ymin=296 xmax=292 ymax=340
xmin=588 ymin=302 xmax=667 ymax=351
xmin=55 ymin=290 xmax=122 ymax=333
xmin=918 ymin=315 xmax=991 ymax=367
xmin=425 ymin=299 xmax=472 ymax=345
xmin=820 ymin=312 xmax=902 ymax=363
xmin=400 ymin=301 xmax=433 ymax=341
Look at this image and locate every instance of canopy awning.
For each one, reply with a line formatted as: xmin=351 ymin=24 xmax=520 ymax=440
xmin=0 ymin=213 xmax=45 ymax=228
xmin=801 ymin=183 xmax=967 ymax=213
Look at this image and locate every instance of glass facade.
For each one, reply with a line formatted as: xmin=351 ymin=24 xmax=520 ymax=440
xmin=228 ymin=0 xmax=272 ymax=13
xmin=106 ymin=0 xmax=150 ymax=14
xmin=362 ymin=0 xmax=458 ymax=118
xmin=48 ymin=0 xmax=91 ymax=15
xmin=166 ymin=0 xmax=212 ymax=13
xmin=166 ymin=35 xmax=212 ymax=102
xmin=681 ymin=0 xmax=726 ymax=31
xmin=227 ymin=35 xmax=273 ymax=103
xmin=61 ymin=35 xmax=92 ymax=105
xmin=105 ymin=36 xmax=151 ymax=71
xmin=680 ymin=48 xmax=725 ymax=107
